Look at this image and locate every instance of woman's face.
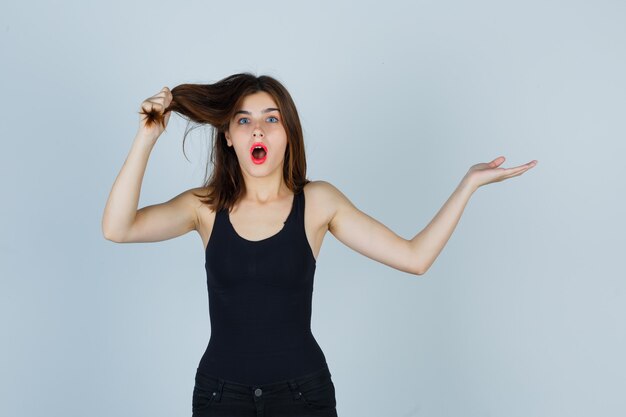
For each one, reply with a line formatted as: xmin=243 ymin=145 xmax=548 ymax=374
xmin=225 ymin=91 xmax=288 ymax=179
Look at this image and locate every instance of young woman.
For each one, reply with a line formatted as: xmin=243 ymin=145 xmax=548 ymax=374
xmin=102 ymin=73 xmax=537 ymax=417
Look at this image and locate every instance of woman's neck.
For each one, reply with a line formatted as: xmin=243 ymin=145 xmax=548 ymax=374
xmin=241 ymin=175 xmax=290 ymax=204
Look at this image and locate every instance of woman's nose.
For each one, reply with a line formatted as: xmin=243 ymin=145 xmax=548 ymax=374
xmin=253 ymin=127 xmax=264 ymax=138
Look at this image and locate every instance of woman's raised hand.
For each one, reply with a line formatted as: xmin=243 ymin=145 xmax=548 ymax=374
xmin=463 ymin=156 xmax=538 ymax=190
xmin=138 ymin=86 xmax=173 ymax=140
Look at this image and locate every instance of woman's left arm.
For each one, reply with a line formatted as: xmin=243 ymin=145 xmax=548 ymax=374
xmin=325 ymin=156 xmax=537 ymax=276
xmin=410 ymin=156 xmax=537 ymax=274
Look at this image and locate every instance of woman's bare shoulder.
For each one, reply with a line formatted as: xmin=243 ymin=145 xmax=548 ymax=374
xmin=304 ymin=180 xmax=343 ymax=200
xmin=303 ymin=180 xmax=344 ymax=221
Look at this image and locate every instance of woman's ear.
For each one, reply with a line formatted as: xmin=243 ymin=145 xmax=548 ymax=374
xmin=225 ymin=130 xmax=232 ymax=147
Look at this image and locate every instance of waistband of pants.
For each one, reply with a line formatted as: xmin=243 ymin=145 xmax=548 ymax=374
xmin=195 ymin=363 xmax=331 ymax=398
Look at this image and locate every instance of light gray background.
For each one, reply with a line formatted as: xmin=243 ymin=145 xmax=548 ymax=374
xmin=1 ymin=1 xmax=624 ymax=416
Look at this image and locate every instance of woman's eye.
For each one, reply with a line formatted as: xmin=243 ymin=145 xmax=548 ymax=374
xmin=237 ymin=116 xmax=278 ymax=124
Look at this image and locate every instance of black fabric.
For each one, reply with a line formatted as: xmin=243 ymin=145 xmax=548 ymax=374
xmin=192 ymin=363 xmax=337 ymax=416
xmin=198 ymin=190 xmax=329 ymax=385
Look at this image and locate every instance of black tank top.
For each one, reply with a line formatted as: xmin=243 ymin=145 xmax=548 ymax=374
xmin=197 ymin=189 xmax=328 ymax=385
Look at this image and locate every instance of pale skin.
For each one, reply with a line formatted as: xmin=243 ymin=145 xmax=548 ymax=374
xmin=102 ymin=87 xmax=538 ymax=275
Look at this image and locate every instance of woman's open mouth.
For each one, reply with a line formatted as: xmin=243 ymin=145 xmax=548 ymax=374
xmin=250 ymin=142 xmax=268 ymax=164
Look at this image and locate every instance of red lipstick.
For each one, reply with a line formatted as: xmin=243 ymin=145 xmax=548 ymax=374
xmin=250 ymin=142 xmax=268 ymax=164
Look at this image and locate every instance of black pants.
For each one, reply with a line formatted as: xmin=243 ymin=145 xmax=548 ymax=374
xmin=192 ymin=364 xmax=338 ymax=417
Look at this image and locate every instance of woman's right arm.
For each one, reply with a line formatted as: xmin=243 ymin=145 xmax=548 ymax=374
xmin=101 ymin=87 xmax=199 ymax=244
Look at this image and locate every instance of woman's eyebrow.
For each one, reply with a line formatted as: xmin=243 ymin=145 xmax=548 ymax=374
xmin=234 ymin=108 xmax=280 ymax=116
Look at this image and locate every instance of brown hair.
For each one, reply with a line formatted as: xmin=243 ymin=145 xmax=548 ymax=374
xmin=140 ymin=72 xmax=310 ymax=213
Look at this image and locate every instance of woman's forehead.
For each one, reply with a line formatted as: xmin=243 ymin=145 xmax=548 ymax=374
xmin=238 ymin=91 xmax=278 ymax=111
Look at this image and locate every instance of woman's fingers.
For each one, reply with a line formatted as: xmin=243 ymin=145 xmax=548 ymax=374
xmin=141 ymin=87 xmax=172 ymax=113
xmin=159 ymin=86 xmax=173 ymax=105
xmin=489 ymin=156 xmax=506 ymax=167
xmin=509 ymin=160 xmax=537 ymax=173
xmin=142 ymin=100 xmax=163 ymax=110
xmin=466 ymin=158 xmax=538 ymax=187
xmin=138 ymin=86 xmax=173 ymax=137
xmin=500 ymin=160 xmax=538 ymax=180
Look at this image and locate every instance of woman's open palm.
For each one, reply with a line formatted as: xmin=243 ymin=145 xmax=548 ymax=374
xmin=464 ymin=156 xmax=538 ymax=189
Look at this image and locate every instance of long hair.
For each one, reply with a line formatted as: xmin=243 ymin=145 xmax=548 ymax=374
xmin=140 ymin=73 xmax=310 ymax=213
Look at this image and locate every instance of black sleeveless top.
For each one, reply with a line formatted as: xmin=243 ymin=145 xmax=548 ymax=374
xmin=197 ymin=189 xmax=329 ymax=385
